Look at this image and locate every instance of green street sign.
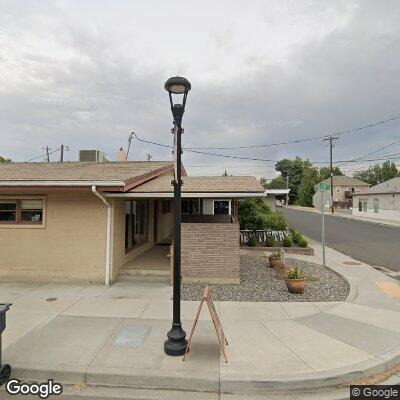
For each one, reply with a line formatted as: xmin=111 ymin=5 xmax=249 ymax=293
xmin=314 ymin=182 xmax=331 ymax=192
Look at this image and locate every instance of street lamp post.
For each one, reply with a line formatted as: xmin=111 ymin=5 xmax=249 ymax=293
xmin=164 ymin=76 xmax=191 ymax=356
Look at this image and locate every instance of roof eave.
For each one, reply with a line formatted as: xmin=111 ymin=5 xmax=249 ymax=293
xmin=105 ymin=192 xmax=268 ymax=198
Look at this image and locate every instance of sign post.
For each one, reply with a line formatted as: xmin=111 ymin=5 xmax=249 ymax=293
xmin=314 ymin=182 xmax=330 ymax=267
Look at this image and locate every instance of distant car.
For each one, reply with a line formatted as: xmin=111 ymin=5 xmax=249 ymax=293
xmin=275 ymin=200 xmax=284 ymax=207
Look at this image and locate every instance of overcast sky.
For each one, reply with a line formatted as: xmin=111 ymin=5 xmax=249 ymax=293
xmin=0 ymin=0 xmax=399 ymax=178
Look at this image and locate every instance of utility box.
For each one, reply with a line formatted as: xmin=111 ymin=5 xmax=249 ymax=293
xmin=79 ymin=150 xmax=109 ymax=162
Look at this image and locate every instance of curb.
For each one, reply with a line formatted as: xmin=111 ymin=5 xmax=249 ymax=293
xmin=9 ymin=349 xmax=400 ymax=395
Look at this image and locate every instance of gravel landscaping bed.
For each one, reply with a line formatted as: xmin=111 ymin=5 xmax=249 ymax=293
xmin=181 ymin=255 xmax=349 ymax=302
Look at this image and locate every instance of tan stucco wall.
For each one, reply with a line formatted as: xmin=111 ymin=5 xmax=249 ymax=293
xmin=0 ymin=192 xmax=107 ymax=283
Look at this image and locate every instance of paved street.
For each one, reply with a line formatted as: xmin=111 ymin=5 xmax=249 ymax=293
xmin=281 ymin=208 xmax=400 ymax=272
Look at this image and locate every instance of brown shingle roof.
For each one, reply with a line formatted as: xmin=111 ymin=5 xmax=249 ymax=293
xmin=129 ymin=175 xmax=265 ymax=193
xmin=0 ymin=161 xmax=173 ymax=183
xmin=321 ymin=175 xmax=369 ymax=187
xmin=353 ymin=177 xmax=400 ymax=195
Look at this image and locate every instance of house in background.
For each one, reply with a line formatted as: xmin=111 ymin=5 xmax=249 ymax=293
xmin=312 ymin=176 xmax=369 ymax=210
xmin=0 ymin=161 xmax=266 ymax=285
xmin=352 ymin=177 xmax=400 ymax=222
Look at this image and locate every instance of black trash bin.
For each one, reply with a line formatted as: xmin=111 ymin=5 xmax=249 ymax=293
xmin=0 ymin=303 xmax=11 ymax=385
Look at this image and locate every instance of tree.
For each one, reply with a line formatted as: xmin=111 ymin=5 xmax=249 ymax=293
xmin=353 ymin=161 xmax=399 ymax=186
xmin=297 ymin=167 xmax=320 ymax=207
xmin=318 ymin=166 xmax=343 ymax=181
xmin=0 ymin=156 xmax=11 ymax=163
xmin=275 ymin=157 xmax=313 ymax=204
xmin=261 ymin=175 xmax=286 ymax=189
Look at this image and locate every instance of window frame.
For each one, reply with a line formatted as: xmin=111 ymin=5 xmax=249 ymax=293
xmin=181 ymin=199 xmax=200 ymax=215
xmin=0 ymin=196 xmax=46 ymax=228
xmin=213 ymin=199 xmax=231 ymax=215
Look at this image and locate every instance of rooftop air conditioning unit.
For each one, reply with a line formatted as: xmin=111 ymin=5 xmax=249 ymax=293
xmin=79 ymin=150 xmax=109 ymax=162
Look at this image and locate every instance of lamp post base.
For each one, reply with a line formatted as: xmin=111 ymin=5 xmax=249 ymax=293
xmin=164 ymin=323 xmax=187 ymax=356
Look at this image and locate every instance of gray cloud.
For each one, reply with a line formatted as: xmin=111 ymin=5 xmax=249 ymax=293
xmin=0 ymin=0 xmax=399 ymax=178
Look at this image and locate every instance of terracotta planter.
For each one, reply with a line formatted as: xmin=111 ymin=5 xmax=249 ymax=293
xmin=285 ymin=278 xmax=306 ymax=294
xmin=269 ymin=257 xmax=282 ymax=268
xmin=274 ymin=266 xmax=287 ymax=280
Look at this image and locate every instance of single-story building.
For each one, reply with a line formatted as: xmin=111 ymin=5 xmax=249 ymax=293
xmin=0 ymin=161 xmax=266 ymax=285
xmin=352 ymin=177 xmax=400 ymax=222
xmin=312 ymin=176 xmax=369 ymax=209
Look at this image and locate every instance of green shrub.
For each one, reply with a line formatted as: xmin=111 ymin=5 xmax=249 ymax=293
xmin=265 ymin=212 xmax=287 ymax=230
xmin=289 ymin=228 xmax=307 ymax=247
xmin=248 ymin=237 xmax=257 ymax=247
xmin=238 ymin=198 xmax=287 ymax=231
xmin=286 ymin=267 xmax=305 ymax=279
xmin=265 ymin=236 xmax=276 ymax=247
xmin=270 ymin=251 xmax=281 ymax=258
xmin=283 ymin=237 xmax=293 ymax=247
xmin=298 ymin=238 xmax=308 ymax=247
xmin=291 ymin=231 xmax=302 ymax=244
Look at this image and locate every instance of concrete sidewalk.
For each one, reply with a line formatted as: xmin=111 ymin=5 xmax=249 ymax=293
xmin=1 ymin=244 xmax=400 ymax=399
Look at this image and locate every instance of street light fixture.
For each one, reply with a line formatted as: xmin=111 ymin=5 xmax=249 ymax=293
xmin=164 ymin=76 xmax=191 ymax=356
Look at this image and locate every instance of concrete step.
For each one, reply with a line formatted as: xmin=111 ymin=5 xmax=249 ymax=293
xmin=120 ymin=268 xmax=169 ymax=276
xmin=116 ymin=273 xmax=169 ymax=283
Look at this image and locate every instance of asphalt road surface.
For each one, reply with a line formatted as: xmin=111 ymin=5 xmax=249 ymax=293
xmin=281 ymin=208 xmax=400 ymax=272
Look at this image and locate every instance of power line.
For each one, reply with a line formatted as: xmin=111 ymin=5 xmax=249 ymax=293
xmin=184 ymin=114 xmax=400 ymax=150
xmin=23 ymin=147 xmax=61 ymax=162
xmin=132 ymin=131 xmax=400 ymax=164
xmin=338 ymin=138 xmax=400 ymax=166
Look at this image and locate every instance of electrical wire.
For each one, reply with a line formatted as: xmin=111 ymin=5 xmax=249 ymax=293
xmin=184 ymin=114 xmax=400 ymax=150
xmin=23 ymin=147 xmax=61 ymax=162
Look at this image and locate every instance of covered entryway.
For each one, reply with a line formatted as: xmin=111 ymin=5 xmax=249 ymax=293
xmin=117 ymin=244 xmax=171 ymax=284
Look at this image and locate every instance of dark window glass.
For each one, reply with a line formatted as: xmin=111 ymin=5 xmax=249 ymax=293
xmin=214 ymin=200 xmax=230 ymax=215
xmin=125 ymin=200 xmax=148 ymax=251
xmin=0 ymin=201 xmax=16 ymax=222
xmin=181 ymin=199 xmax=199 ymax=214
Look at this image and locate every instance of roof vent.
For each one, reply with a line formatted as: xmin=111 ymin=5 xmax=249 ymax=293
xmin=79 ymin=150 xmax=109 ymax=162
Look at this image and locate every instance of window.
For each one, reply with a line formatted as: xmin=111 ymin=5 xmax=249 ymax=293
xmin=162 ymin=200 xmax=171 ymax=214
xmin=181 ymin=199 xmax=199 ymax=214
xmin=358 ymin=201 xmax=362 ymax=212
xmin=214 ymin=200 xmax=230 ymax=215
xmin=125 ymin=200 xmax=148 ymax=251
xmin=0 ymin=199 xmax=43 ymax=224
xmin=373 ymin=199 xmax=379 ymax=213
xmin=363 ymin=201 xmax=367 ymax=212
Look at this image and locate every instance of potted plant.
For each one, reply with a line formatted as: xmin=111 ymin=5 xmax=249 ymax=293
xmin=269 ymin=251 xmax=282 ymax=268
xmin=285 ymin=268 xmax=306 ymax=294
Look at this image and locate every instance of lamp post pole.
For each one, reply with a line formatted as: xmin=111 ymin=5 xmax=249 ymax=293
xmin=164 ymin=77 xmax=191 ymax=356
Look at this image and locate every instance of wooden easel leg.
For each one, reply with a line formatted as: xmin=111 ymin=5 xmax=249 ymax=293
xmin=183 ymin=298 xmax=204 ymax=361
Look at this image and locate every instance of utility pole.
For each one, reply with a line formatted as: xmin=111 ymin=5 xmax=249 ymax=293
xmin=42 ymin=145 xmax=51 ymax=162
xmin=126 ymin=132 xmax=135 ymax=161
xmin=323 ymin=136 xmax=338 ymax=214
xmin=59 ymin=145 xmax=69 ymax=162
xmin=286 ymin=174 xmax=289 ymax=205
